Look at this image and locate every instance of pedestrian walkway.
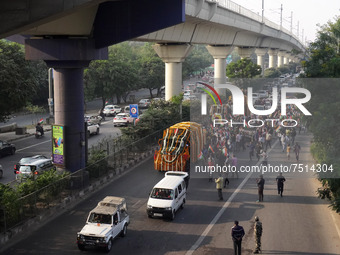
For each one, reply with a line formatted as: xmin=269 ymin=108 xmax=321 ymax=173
xmin=0 ymin=125 xmax=51 ymax=142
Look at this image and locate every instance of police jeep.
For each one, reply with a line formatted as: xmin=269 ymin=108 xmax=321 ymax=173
xmin=77 ymin=196 xmax=130 ymax=252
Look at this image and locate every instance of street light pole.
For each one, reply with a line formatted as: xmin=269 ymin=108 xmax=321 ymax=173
xmin=280 ymin=4 xmax=283 ymax=30
xmin=262 ymin=0 xmax=264 ymax=23
xmin=48 ymin=68 xmax=54 ymax=119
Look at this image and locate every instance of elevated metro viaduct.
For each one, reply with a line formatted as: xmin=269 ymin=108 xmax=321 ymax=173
xmin=0 ymin=0 xmax=305 ymax=173
xmin=0 ymin=0 xmax=185 ymax=173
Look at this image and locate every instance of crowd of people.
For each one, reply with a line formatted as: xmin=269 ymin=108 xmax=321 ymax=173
xmin=194 ymin=91 xmax=307 ymax=254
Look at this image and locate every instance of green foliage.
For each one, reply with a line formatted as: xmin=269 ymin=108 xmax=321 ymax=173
xmin=304 ymin=17 xmax=340 ymax=78
xmin=183 ymin=45 xmax=213 ymax=78
xmin=226 ymin=58 xmax=261 ymax=78
xmin=84 ymin=42 xmax=139 ymax=108
xmin=264 ymin=67 xmax=281 ymax=78
xmin=121 ymin=97 xmax=188 ymax=140
xmin=87 ymin=150 xmax=108 ymax=178
xmin=303 ymin=16 xmax=340 ymax=211
xmin=0 ymin=40 xmax=48 ymax=122
xmin=136 ymin=43 xmax=165 ymax=97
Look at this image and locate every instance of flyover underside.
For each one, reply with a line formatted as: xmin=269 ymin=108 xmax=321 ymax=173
xmin=136 ymin=17 xmax=296 ymax=51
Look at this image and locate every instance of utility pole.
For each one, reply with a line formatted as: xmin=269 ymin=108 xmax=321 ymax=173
xmin=280 ymin=4 xmax=283 ymax=30
xmin=297 ymin=21 xmax=300 ymax=37
xmin=290 ymin=11 xmax=293 ymax=34
xmin=262 ymin=0 xmax=264 ymax=23
xmin=48 ymin=68 xmax=54 ymax=119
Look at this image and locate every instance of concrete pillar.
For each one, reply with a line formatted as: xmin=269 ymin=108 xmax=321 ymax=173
xmin=153 ymin=43 xmax=192 ymax=101
xmin=237 ymin=47 xmax=255 ymax=59
xmin=255 ymin=48 xmax=267 ymax=75
xmin=268 ymin=49 xmax=278 ymax=68
xmin=277 ymin=51 xmax=285 ymax=67
xmin=283 ymin=54 xmax=289 ymax=65
xmin=206 ymin=45 xmax=233 ymax=94
xmin=25 ymin=39 xmax=107 ymax=173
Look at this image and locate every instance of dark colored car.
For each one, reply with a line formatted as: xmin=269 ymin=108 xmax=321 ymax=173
xmin=0 ymin=140 xmax=16 ymax=158
xmin=14 ymin=155 xmax=47 ymax=174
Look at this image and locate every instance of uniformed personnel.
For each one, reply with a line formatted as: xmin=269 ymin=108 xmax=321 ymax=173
xmin=253 ymin=216 xmax=263 ymax=253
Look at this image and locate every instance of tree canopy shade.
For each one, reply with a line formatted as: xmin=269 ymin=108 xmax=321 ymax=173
xmin=0 ymin=40 xmax=48 ymax=122
xmin=302 ymin=16 xmax=340 ymax=212
xmin=226 ymin=58 xmax=261 ymax=78
xmin=303 ymin=17 xmax=340 ymax=78
xmin=84 ymin=42 xmax=139 ymax=109
xmin=136 ymin=43 xmax=165 ymax=98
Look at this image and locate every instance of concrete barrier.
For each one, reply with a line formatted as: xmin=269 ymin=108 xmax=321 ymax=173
xmin=0 ymin=123 xmax=17 ymax=133
xmin=15 ymin=127 xmax=27 ymax=135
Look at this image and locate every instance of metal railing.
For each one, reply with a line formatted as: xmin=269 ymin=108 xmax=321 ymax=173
xmin=216 ymin=0 xmax=302 ymax=45
xmin=0 ymin=129 xmax=163 ymax=234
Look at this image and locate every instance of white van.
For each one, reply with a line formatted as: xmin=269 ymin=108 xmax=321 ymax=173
xmin=146 ymin=172 xmax=188 ymax=220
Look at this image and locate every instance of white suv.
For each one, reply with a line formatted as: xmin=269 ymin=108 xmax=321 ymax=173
xmin=77 ymin=196 xmax=130 ymax=252
xmin=103 ymin=105 xmax=121 ymax=116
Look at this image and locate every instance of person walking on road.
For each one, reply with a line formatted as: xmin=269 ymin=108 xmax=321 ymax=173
xmin=231 ymin=220 xmax=245 ymax=255
xmin=253 ymin=216 xmax=263 ymax=254
xmin=276 ymin=172 xmax=286 ymax=197
xmin=286 ymin=143 xmax=291 ymax=160
xmin=294 ymin=142 xmax=301 ymax=161
xmin=231 ymin=154 xmax=239 ymax=178
xmin=215 ymin=174 xmax=224 ymax=201
xmin=256 ymin=175 xmax=265 ymax=202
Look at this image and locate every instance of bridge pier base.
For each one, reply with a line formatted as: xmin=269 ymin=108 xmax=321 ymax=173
xmin=268 ymin=49 xmax=279 ymax=68
xmin=153 ymin=43 xmax=192 ymax=101
xmin=255 ymin=48 xmax=268 ymax=76
xmin=25 ymin=38 xmax=107 ymax=172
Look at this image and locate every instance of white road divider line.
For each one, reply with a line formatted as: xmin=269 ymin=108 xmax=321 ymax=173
xmin=186 ymin=139 xmax=278 ymax=255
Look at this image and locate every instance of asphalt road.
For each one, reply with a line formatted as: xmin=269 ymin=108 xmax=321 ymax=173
xmin=0 ymin=117 xmax=121 ymax=184
xmin=2 ymin=132 xmax=340 ymax=255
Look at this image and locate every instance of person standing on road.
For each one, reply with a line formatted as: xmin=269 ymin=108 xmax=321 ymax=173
xmin=256 ymin=175 xmax=265 ymax=202
xmin=215 ymin=174 xmax=224 ymax=201
xmin=253 ymin=216 xmax=263 ymax=254
xmin=231 ymin=220 xmax=245 ymax=255
xmin=276 ymin=172 xmax=286 ymax=197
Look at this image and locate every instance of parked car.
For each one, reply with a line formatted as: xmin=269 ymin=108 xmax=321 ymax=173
xmin=77 ymin=196 xmax=130 ymax=252
xmin=0 ymin=140 xmax=16 ymax=158
xmin=124 ymin=105 xmax=130 ymax=113
xmin=0 ymin=164 xmax=3 ymax=178
xmin=15 ymin=158 xmax=56 ymax=182
xmin=113 ymin=113 xmax=135 ymax=127
xmin=103 ymin=105 xmax=121 ymax=116
xmin=87 ymin=122 xmax=100 ymax=136
xmin=85 ymin=115 xmax=102 ymax=125
xmin=14 ymin=155 xmax=48 ymax=174
xmin=138 ymin=99 xmax=151 ymax=109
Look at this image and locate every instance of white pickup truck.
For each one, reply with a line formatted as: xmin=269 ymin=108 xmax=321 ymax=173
xmin=77 ymin=196 xmax=130 ymax=252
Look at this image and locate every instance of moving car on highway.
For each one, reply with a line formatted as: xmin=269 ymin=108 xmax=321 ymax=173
xmin=0 ymin=140 xmax=16 ymax=158
xmin=87 ymin=122 xmax=100 ymax=136
xmin=113 ymin=113 xmax=135 ymax=127
xmin=77 ymin=196 xmax=130 ymax=252
xmin=15 ymin=158 xmax=55 ymax=182
xmin=103 ymin=105 xmax=122 ymax=116
xmin=14 ymin=155 xmax=48 ymax=174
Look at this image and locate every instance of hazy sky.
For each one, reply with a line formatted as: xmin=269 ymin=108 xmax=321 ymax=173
xmin=230 ymin=0 xmax=340 ymax=43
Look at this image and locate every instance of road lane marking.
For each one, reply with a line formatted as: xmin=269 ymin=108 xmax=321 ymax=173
xmin=16 ymin=140 xmax=50 ymax=152
xmin=186 ymin=139 xmax=278 ymax=255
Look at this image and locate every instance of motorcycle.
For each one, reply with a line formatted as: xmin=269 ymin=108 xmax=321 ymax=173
xmin=35 ymin=130 xmax=44 ymax=138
